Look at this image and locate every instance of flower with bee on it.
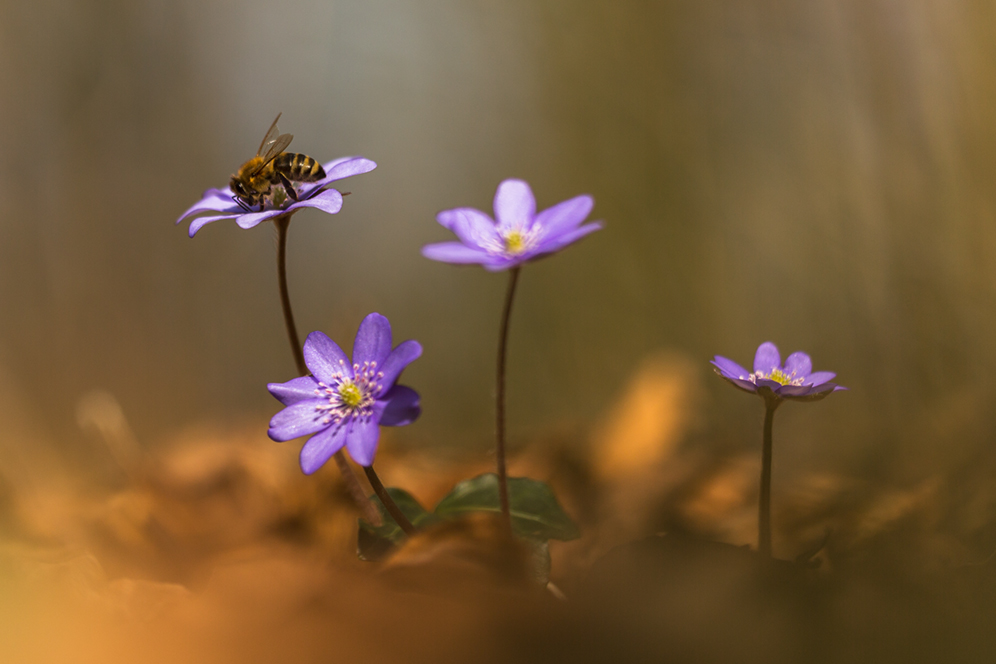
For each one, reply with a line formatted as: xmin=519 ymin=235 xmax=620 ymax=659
xmin=229 ymin=113 xmax=327 ymax=211
xmin=176 ymin=115 xmax=376 ymax=237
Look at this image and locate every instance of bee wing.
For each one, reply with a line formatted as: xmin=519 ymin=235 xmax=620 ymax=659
xmin=258 ymin=132 xmax=293 ymax=166
xmin=256 ymin=113 xmax=283 ymax=156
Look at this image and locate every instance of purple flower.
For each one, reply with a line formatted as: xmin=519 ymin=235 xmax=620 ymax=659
xmin=267 ymin=313 xmax=422 ymax=472
xmin=176 ymin=156 xmax=377 ymax=238
xmin=422 ymin=178 xmax=603 ymax=271
xmin=712 ymin=342 xmax=846 ymax=402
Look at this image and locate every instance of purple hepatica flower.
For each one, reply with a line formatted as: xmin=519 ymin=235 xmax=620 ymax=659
xmin=712 ymin=342 xmax=847 ymax=402
xmin=267 ymin=313 xmax=422 ymax=472
xmin=422 ymin=178 xmax=603 ymax=271
xmin=175 ymin=156 xmax=377 ymax=238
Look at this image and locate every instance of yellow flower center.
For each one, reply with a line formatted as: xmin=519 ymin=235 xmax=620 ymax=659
xmin=504 ymin=230 xmax=528 ymax=255
xmin=338 ymin=382 xmax=363 ymax=409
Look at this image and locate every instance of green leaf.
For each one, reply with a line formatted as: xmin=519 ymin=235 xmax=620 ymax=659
xmin=433 ymin=473 xmax=581 ymax=542
xmin=356 ymin=488 xmax=440 ymax=561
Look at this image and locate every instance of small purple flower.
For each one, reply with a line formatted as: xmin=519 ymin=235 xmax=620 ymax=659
xmin=712 ymin=341 xmax=846 ymax=402
xmin=267 ymin=313 xmax=422 ymax=472
xmin=422 ymin=178 xmax=603 ymax=271
xmin=176 ymin=156 xmax=377 ymax=238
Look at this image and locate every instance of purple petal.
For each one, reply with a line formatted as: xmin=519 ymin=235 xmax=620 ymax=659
xmin=784 ymin=352 xmax=813 ymax=379
xmin=716 ymin=373 xmax=759 ymax=394
xmin=493 ymin=179 xmax=535 ymax=231
xmin=711 ymin=356 xmax=751 ymax=381
xmin=436 ymin=208 xmax=499 ymax=250
xmin=775 ymin=384 xmax=817 ymax=397
xmin=176 ymin=189 xmax=240 ymax=224
xmin=353 ymin=313 xmax=392 ymax=368
xmin=235 ymin=209 xmax=283 ymax=230
xmin=288 ymin=189 xmax=343 ymax=215
xmin=781 ymin=383 xmax=840 ymax=402
xmin=754 ymin=377 xmax=782 ymax=391
xmin=321 ymin=157 xmax=377 ymax=183
xmin=532 ymin=194 xmax=594 ymax=236
xmin=268 ymin=376 xmax=320 ymax=406
xmin=299 ymin=423 xmax=348 ymax=475
xmin=534 ymin=221 xmax=603 ymax=255
xmin=421 ymin=242 xmax=492 ymax=265
xmin=378 ymin=340 xmax=422 ymax=390
xmin=378 ymin=385 xmax=421 ymax=426
xmin=268 ymin=400 xmax=329 ymax=442
xmin=345 ymin=417 xmax=381 ymax=467
xmin=303 ymin=331 xmax=353 ymax=384
xmin=754 ymin=342 xmax=781 ymax=374
xmin=187 ymin=213 xmax=239 ymax=238
xmin=806 ymin=371 xmax=836 ymax=386
xmin=481 ymin=257 xmax=519 ymax=272
xmin=322 ymin=156 xmax=360 ymax=172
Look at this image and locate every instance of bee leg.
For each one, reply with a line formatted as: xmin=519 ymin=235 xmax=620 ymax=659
xmin=233 ymin=196 xmax=253 ymax=213
xmin=276 ymin=172 xmax=299 ymax=201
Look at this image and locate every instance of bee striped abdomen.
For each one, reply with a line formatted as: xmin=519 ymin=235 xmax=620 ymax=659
xmin=274 ymin=152 xmax=325 ymax=182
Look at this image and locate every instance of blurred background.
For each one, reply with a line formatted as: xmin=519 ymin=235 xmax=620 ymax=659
xmin=2 ymin=0 xmax=996 ymax=492
xmin=3 ymin=0 xmax=996 ymax=661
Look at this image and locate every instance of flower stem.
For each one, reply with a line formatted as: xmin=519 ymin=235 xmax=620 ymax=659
xmin=274 ymin=215 xmax=380 ymax=526
xmin=758 ymin=399 xmax=779 ymax=558
xmin=495 ymin=266 xmax=521 ymax=531
xmin=275 ymin=216 xmax=306 ymax=374
xmin=364 ymin=465 xmax=416 ymax=536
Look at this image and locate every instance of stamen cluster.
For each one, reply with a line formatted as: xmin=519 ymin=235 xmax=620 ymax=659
xmin=313 ymin=360 xmax=384 ymax=426
xmin=483 ymin=226 xmax=543 ymax=257
xmin=748 ymin=367 xmax=804 ymax=387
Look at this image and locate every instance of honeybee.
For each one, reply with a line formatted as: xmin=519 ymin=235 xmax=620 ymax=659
xmin=229 ymin=113 xmax=326 ymax=211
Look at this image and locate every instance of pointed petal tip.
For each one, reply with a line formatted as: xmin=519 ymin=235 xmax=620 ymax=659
xmin=711 ymin=355 xmax=752 ymax=381
xmin=716 ymin=373 xmax=759 ymax=394
xmin=299 ymin=453 xmax=323 ymax=475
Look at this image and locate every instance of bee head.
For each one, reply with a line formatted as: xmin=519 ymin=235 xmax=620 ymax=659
xmin=229 ymin=177 xmax=258 ymax=211
xmin=230 ymin=176 xmax=248 ymax=198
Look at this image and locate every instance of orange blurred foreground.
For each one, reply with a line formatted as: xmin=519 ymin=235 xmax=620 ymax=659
xmin=2 ymin=352 xmax=996 ymax=663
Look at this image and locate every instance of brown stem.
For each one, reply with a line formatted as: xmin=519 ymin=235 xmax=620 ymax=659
xmin=364 ymin=465 xmax=416 ymax=535
xmin=274 ymin=216 xmax=306 ymax=375
xmin=758 ymin=398 xmax=779 ymax=557
xmin=495 ymin=267 xmax=521 ymax=531
xmin=274 ymin=215 xmax=380 ymax=525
